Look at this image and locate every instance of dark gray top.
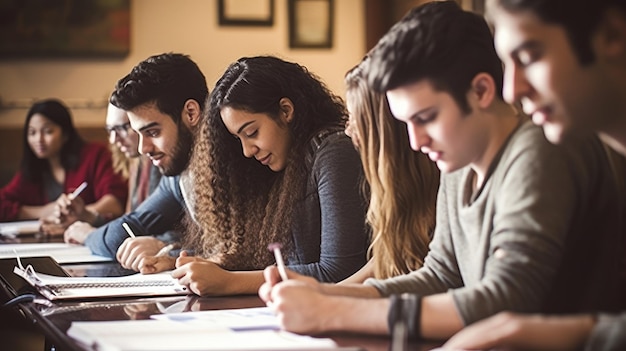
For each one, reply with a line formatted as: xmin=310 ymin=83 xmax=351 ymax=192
xmin=288 ymin=130 xmax=368 ymax=282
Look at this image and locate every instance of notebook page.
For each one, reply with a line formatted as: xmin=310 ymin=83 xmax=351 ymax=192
xmin=68 ymin=319 xmax=337 ymax=351
xmin=152 ymin=306 xmax=279 ymax=330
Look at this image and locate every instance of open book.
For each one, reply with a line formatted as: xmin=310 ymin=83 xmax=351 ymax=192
xmin=13 ymin=257 xmax=190 ymax=300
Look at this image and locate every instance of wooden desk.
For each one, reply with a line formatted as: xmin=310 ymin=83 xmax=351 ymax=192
xmin=20 ymin=291 xmax=444 ymax=351
xmin=0 ymin=242 xmax=442 ymax=351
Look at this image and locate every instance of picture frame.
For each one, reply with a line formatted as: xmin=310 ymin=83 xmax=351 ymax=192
xmin=471 ymin=0 xmax=485 ymax=14
xmin=456 ymin=0 xmax=485 ymax=14
xmin=218 ymin=0 xmax=274 ymax=26
xmin=0 ymin=0 xmax=130 ymax=58
xmin=288 ymin=0 xmax=334 ymax=49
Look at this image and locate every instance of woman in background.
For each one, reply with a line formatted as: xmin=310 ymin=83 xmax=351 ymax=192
xmin=0 ymin=99 xmax=127 ymax=234
xmin=342 ymin=58 xmax=439 ymax=283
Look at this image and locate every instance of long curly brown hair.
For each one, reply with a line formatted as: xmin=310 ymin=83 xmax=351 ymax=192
xmin=184 ymin=56 xmax=348 ymax=270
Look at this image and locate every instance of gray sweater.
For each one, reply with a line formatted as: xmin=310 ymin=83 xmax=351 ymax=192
xmin=366 ymin=121 xmax=622 ymax=324
xmin=586 ymin=313 xmax=626 ymax=351
xmin=288 ymin=130 xmax=369 ymax=282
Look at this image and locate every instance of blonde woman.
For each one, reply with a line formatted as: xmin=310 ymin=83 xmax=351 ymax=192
xmin=342 ymin=58 xmax=439 ymax=282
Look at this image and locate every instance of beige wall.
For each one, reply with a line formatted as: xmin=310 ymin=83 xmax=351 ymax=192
xmin=0 ymin=0 xmax=366 ymax=127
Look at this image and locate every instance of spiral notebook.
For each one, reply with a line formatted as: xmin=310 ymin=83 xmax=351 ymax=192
xmin=12 ymin=256 xmax=190 ymax=301
xmin=0 ymin=256 xmax=70 ymax=299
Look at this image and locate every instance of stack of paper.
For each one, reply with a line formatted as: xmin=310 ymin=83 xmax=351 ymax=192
xmin=67 ymin=308 xmax=338 ymax=351
xmin=0 ymin=243 xmax=111 ymax=264
xmin=0 ymin=220 xmax=41 ymax=236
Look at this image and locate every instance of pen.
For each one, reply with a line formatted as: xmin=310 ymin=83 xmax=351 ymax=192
xmin=268 ymin=243 xmax=288 ymax=281
xmin=68 ymin=181 xmax=88 ymax=200
xmin=122 ymin=222 xmax=136 ymax=238
xmin=155 ymin=243 xmax=176 ymax=257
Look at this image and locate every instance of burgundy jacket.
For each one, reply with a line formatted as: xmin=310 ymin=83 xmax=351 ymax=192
xmin=0 ymin=142 xmax=128 ymax=221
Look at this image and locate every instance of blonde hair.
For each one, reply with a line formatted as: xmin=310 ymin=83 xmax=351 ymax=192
xmin=109 ymin=143 xmax=130 ymax=179
xmin=345 ymin=60 xmax=439 ymax=279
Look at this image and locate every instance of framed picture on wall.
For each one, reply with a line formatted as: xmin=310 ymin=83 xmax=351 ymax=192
xmin=0 ymin=0 xmax=130 ymax=58
xmin=218 ymin=0 xmax=274 ymax=26
xmin=288 ymin=0 xmax=334 ymax=49
xmin=456 ymin=0 xmax=485 ymax=14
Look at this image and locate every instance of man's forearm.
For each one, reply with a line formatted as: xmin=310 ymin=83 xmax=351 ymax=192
xmin=320 ymin=282 xmax=382 ymax=298
xmin=325 ymin=296 xmax=390 ymax=335
xmin=420 ymin=293 xmax=464 ymax=339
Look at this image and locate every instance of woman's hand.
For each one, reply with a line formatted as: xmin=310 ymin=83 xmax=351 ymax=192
xmin=172 ymin=254 xmax=233 ymax=296
xmin=139 ymin=255 xmax=176 ymax=274
xmin=55 ymin=193 xmax=88 ymax=223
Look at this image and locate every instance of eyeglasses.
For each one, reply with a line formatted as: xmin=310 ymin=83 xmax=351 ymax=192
xmin=105 ymin=122 xmax=132 ymax=137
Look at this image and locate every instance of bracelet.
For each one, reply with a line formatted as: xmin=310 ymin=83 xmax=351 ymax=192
xmin=388 ymin=293 xmax=422 ymax=340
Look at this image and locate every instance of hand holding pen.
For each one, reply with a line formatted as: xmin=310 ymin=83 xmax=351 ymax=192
xmin=258 ymin=243 xmax=291 ymax=304
xmin=268 ymin=242 xmax=289 ymax=281
xmin=40 ymin=182 xmax=88 ymax=235
xmin=137 ymin=243 xmax=181 ymax=274
xmin=259 ymin=244 xmax=326 ymax=305
xmin=118 ymin=224 xmax=179 ymax=273
xmin=54 ymin=182 xmax=88 ymax=222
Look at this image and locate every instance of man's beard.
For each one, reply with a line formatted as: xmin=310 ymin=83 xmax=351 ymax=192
xmin=160 ymin=123 xmax=193 ymax=176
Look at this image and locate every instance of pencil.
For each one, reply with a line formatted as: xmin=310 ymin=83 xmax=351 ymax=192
xmin=268 ymin=243 xmax=288 ymax=281
xmin=68 ymin=181 xmax=88 ymax=200
xmin=122 ymin=222 xmax=136 ymax=238
xmin=155 ymin=244 xmax=175 ymax=257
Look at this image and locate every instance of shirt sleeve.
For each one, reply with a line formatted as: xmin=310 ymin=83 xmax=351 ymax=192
xmin=286 ymin=133 xmax=369 ymax=282
xmin=0 ymin=172 xmax=38 ymax=221
xmin=79 ymin=142 xmax=128 ymax=208
xmin=84 ymin=176 xmax=185 ymax=257
xmin=365 ymin=173 xmax=464 ymax=296
xmin=584 ymin=313 xmax=626 ymax=351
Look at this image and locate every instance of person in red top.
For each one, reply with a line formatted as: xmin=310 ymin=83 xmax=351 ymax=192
xmin=0 ymin=99 xmax=128 ymax=235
